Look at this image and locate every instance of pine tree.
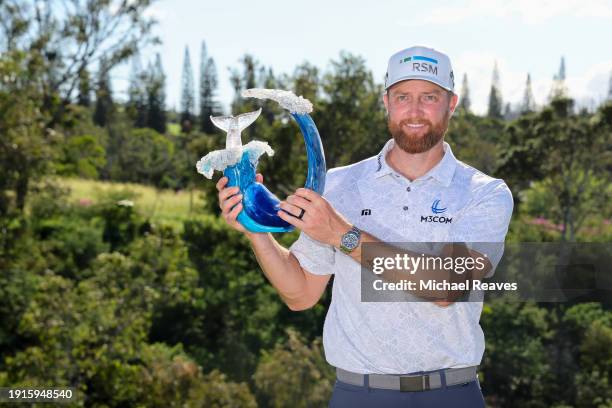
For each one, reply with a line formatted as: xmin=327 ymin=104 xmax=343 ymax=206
xmin=77 ymin=67 xmax=91 ymax=107
xmin=229 ymin=54 xmax=259 ymax=113
xmin=607 ymin=70 xmax=612 ymax=101
xmin=487 ymin=61 xmax=503 ymax=119
xmin=146 ymin=53 xmax=167 ymax=133
xmin=199 ymin=41 xmax=219 ymax=133
xmin=180 ymin=46 xmax=196 ymax=133
xmin=127 ymin=55 xmax=147 ymax=128
xmin=261 ymin=67 xmax=277 ymax=124
xmin=459 ymin=73 xmax=471 ymax=113
xmin=93 ymin=59 xmax=114 ymax=127
xmin=550 ymin=56 xmax=568 ymax=100
xmin=521 ymin=73 xmax=536 ymax=114
xmin=503 ymin=102 xmax=513 ymax=120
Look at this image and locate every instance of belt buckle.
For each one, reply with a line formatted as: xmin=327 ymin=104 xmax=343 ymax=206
xmin=399 ymin=374 xmax=430 ymax=392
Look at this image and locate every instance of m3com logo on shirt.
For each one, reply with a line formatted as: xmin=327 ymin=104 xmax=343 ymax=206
xmin=421 ymin=199 xmax=452 ymax=224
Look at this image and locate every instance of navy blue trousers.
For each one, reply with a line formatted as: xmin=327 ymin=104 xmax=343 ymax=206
xmin=329 ymin=375 xmax=486 ymax=407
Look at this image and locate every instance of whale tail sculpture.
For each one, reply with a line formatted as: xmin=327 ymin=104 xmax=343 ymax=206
xmin=196 ymin=89 xmax=326 ymax=233
xmin=210 ymin=108 xmax=262 ymax=149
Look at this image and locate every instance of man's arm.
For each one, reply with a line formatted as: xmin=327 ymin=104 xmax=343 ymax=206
xmin=216 ymin=176 xmax=330 ymax=311
xmin=278 ymin=188 xmax=493 ymax=307
xmin=247 ymin=232 xmax=331 ymax=311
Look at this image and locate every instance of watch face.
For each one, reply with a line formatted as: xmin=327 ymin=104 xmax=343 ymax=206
xmin=341 ymin=232 xmax=359 ymax=250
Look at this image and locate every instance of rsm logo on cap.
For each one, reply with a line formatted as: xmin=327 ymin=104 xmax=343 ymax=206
xmin=399 ymin=55 xmax=439 ymax=75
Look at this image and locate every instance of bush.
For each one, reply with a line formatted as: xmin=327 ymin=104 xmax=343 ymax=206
xmin=254 ymin=328 xmax=334 ymax=408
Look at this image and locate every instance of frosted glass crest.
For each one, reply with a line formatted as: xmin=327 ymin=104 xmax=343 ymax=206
xmin=242 ymin=88 xmax=313 ymax=114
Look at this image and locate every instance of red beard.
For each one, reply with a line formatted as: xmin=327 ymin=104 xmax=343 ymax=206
xmin=387 ymin=112 xmax=450 ymax=154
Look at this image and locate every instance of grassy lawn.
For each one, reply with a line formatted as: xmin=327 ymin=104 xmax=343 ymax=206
xmin=167 ymin=123 xmax=181 ymax=136
xmin=57 ymin=178 xmax=206 ymax=229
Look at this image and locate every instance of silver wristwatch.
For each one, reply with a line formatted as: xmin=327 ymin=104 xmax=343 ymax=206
xmin=340 ymin=226 xmax=361 ymax=254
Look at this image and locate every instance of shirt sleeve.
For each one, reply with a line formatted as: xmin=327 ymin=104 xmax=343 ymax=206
xmin=289 ymin=230 xmax=336 ymax=275
xmin=448 ymin=180 xmax=514 ymax=278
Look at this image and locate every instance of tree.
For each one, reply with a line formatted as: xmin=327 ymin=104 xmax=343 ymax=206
xmin=116 ymin=128 xmax=174 ymax=186
xmin=0 ymin=0 xmax=158 ymax=126
xmin=480 ymin=299 xmax=553 ymax=407
xmin=317 ymin=51 xmax=387 ymax=168
xmin=229 ymin=54 xmax=259 ymax=113
xmin=521 ymin=73 xmax=536 ymax=114
xmin=487 ymin=61 xmax=503 ymax=119
xmin=459 ymin=73 xmax=471 ymax=113
xmin=93 ymin=59 xmax=114 ymax=127
xmin=550 ymin=56 xmax=568 ymax=100
xmin=127 ymin=55 xmax=148 ymax=128
xmin=445 ymin=113 xmax=503 ymax=175
xmin=498 ymin=99 xmax=611 ymax=240
xmin=146 ymin=53 xmax=167 ymax=134
xmin=180 ymin=46 xmax=196 ymax=133
xmin=77 ymin=67 xmax=91 ymax=107
xmin=199 ymin=41 xmax=219 ymax=133
xmin=607 ymin=70 xmax=612 ymax=101
xmin=292 ymin=62 xmax=320 ymax=103
xmin=503 ymin=102 xmax=515 ymax=120
xmin=0 ymin=49 xmax=54 ymax=215
xmin=57 ymin=135 xmax=106 ymax=179
xmin=253 ymin=329 xmax=334 ymax=408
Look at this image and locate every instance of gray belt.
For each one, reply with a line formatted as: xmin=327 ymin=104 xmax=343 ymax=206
xmin=336 ymin=366 xmax=478 ymax=392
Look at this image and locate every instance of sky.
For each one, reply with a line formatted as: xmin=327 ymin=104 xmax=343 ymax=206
xmin=114 ymin=0 xmax=612 ymax=115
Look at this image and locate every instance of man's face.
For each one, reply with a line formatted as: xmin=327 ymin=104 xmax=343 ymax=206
xmin=383 ymin=80 xmax=458 ymax=154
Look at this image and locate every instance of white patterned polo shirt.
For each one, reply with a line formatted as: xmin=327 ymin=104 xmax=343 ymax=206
xmin=289 ymin=139 xmax=514 ymax=374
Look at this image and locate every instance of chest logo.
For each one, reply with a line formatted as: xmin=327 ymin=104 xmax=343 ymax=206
xmin=421 ymin=199 xmax=452 ymax=224
xmin=431 ymin=199 xmax=447 ymax=214
xmin=361 ymin=209 xmax=372 ymax=216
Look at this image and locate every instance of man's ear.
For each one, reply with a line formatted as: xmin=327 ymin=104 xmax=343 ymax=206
xmin=448 ymin=93 xmax=459 ymax=117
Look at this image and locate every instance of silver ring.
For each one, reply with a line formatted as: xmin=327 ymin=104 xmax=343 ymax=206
xmin=297 ymin=208 xmax=305 ymax=219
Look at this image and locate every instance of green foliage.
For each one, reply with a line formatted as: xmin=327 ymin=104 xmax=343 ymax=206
xmin=35 ymin=216 xmax=108 ymax=280
xmin=506 ymin=215 xmax=560 ymax=242
xmin=190 ymin=370 xmax=257 ymax=408
xmin=254 ymin=329 xmax=334 ymax=408
xmin=0 ymin=49 xmax=55 ymax=214
xmin=57 ymin=135 xmax=107 ymax=179
xmin=2 ymin=254 xmax=155 ymax=397
xmin=146 ymin=54 xmax=168 ymax=134
xmin=112 ymin=128 xmax=176 ymax=187
xmin=317 ymin=52 xmax=387 ymax=168
xmin=498 ymin=99 xmax=611 ymax=240
xmin=574 ymin=320 xmax=612 ymax=407
xmin=180 ymin=47 xmax=196 ymax=133
xmin=181 ymin=216 xmax=285 ymax=379
xmin=480 ymin=299 xmax=554 ymax=408
xmin=94 ymin=59 xmax=115 ymax=127
xmin=446 ymin=112 xmax=505 ymax=175
xmin=2 ymin=25 xmax=612 ymax=406
xmin=0 ymin=0 xmax=158 ymax=119
xmin=199 ymin=41 xmax=220 ymax=133
xmin=99 ymin=198 xmax=143 ymax=253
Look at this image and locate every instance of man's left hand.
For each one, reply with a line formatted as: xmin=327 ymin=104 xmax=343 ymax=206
xmin=278 ymin=188 xmax=351 ymax=247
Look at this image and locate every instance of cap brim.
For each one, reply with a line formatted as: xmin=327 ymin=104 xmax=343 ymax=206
xmin=385 ymin=75 xmax=453 ymax=93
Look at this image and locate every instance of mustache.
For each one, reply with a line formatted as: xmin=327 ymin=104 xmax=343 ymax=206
xmin=399 ymin=119 xmax=432 ymax=126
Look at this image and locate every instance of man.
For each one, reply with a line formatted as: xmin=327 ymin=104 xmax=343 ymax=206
xmin=216 ymin=45 xmax=513 ymax=407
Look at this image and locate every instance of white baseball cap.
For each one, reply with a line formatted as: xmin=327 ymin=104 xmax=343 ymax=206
xmin=385 ymin=46 xmax=455 ymax=93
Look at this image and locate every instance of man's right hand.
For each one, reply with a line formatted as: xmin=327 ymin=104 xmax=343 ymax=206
xmin=216 ymin=173 xmax=330 ymax=311
xmin=216 ymin=174 xmax=264 ymax=235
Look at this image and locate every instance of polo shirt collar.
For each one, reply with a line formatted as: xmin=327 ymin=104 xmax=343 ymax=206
xmin=370 ymin=139 xmax=457 ymax=187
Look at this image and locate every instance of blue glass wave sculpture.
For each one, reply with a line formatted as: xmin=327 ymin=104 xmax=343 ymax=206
xmin=196 ymin=89 xmax=326 ymax=233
